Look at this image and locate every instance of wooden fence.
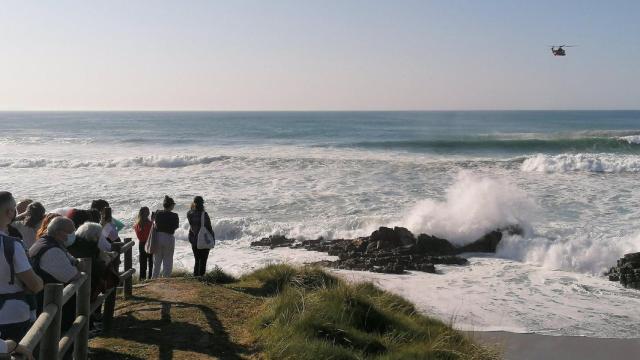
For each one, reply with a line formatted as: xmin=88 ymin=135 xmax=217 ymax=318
xmin=2 ymin=238 xmax=136 ymax=360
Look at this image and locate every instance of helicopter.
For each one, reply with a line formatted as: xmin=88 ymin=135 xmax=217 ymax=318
xmin=550 ymin=45 xmax=576 ymax=56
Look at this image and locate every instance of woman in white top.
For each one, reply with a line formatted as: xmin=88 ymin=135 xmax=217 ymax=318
xmin=100 ymin=207 xmax=118 ymax=251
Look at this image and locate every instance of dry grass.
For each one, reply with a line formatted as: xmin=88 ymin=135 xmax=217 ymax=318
xmin=89 ymin=278 xmax=264 ymax=359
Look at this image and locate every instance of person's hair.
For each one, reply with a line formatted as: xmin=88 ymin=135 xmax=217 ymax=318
xmin=88 ymin=209 xmax=101 ymax=223
xmin=75 ymin=222 xmax=102 ymax=243
xmin=190 ymin=196 xmax=205 ymax=212
xmin=163 ymin=195 xmax=175 ymax=209
xmin=16 ymin=199 xmax=33 ymax=214
xmin=47 ymin=216 xmax=72 ymax=236
xmin=135 ymin=207 xmax=150 ymax=226
xmin=90 ymin=199 xmax=110 ymax=212
xmin=68 ymin=209 xmax=91 ymax=228
xmin=100 ymin=207 xmax=113 ymax=226
xmin=0 ymin=191 xmax=15 ymax=211
xmin=37 ymin=213 xmax=61 ymax=239
xmin=25 ymin=202 xmax=46 ymax=227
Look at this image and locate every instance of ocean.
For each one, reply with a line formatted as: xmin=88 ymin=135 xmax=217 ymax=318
xmin=2 ymin=111 xmax=640 ymax=337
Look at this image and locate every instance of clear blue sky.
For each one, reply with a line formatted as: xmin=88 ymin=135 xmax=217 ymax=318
xmin=0 ymin=0 xmax=638 ymax=110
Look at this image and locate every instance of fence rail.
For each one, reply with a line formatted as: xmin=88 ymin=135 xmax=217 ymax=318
xmin=4 ymin=238 xmax=136 ymax=360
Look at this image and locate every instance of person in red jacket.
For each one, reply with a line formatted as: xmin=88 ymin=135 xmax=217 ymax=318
xmin=133 ymin=207 xmax=153 ymax=280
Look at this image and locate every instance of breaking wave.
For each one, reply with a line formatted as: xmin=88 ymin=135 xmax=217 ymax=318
xmin=497 ymin=231 xmax=640 ymax=275
xmin=0 ymin=155 xmax=230 ymax=168
xmin=521 ymin=153 xmax=640 ymax=173
xmin=620 ymin=135 xmax=640 ymax=144
xmin=344 ymin=133 xmax=640 ymax=154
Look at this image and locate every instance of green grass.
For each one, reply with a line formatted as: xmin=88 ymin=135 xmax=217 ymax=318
xmin=201 ymin=266 xmax=238 ymax=284
xmin=237 ymin=264 xmax=499 ymax=360
xmin=170 ymin=266 xmax=238 ymax=284
xmin=240 ymin=263 xmax=339 ymax=295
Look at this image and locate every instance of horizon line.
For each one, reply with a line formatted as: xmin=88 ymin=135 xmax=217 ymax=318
xmin=1 ymin=108 xmax=639 ymax=112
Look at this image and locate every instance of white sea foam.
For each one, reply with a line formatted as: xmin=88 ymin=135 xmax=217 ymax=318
xmin=0 ymin=155 xmax=229 ymax=168
xmin=401 ymin=171 xmax=537 ymax=245
xmin=619 ymin=135 xmax=640 ymax=144
xmin=334 ymin=257 xmax=640 ymax=338
xmin=521 ymin=153 xmax=640 ymax=173
xmin=0 ymin=136 xmax=95 ymax=145
xmin=497 ymin=232 xmax=640 ymax=275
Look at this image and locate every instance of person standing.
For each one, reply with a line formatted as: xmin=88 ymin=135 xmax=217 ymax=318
xmin=0 ymin=192 xmax=43 ymax=343
xmin=134 ymin=207 xmax=153 ymax=280
xmin=100 ymin=207 xmax=120 ymax=244
xmin=152 ymin=196 xmax=179 ymax=278
xmin=187 ymin=196 xmax=215 ymax=277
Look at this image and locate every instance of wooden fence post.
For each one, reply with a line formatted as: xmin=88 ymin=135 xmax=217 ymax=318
xmin=103 ymin=242 xmax=122 ymax=334
xmin=40 ymin=283 xmax=63 ymax=360
xmin=74 ymin=258 xmax=92 ymax=360
xmin=124 ymin=238 xmax=133 ymax=299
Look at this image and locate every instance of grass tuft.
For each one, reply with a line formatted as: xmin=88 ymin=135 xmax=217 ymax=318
xmin=240 ymin=264 xmax=500 ymax=360
xmin=201 ymin=266 xmax=238 ymax=284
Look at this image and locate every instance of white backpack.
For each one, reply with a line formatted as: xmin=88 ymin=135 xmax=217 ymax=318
xmin=197 ymin=212 xmax=215 ymax=249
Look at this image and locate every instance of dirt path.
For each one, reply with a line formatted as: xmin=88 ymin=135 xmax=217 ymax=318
xmin=89 ymin=278 xmax=265 ymax=360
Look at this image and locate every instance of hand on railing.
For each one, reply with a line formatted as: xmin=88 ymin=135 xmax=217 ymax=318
xmin=3 ymin=340 xmax=34 ymax=360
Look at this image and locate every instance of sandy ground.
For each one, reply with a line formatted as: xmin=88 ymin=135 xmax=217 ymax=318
xmin=468 ymin=331 xmax=640 ymax=360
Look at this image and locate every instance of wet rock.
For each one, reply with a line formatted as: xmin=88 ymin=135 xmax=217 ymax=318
xmin=250 ymin=235 xmax=295 ymax=249
xmin=369 ymin=226 xmax=395 ymax=243
xmin=372 ymin=263 xmax=405 ymax=274
xmin=608 ymin=252 xmax=640 ymax=290
xmin=458 ymin=230 xmax=503 ymax=253
xmin=414 ymin=234 xmax=456 ymax=255
xmin=250 ymin=226 xmax=517 ymax=275
xmin=395 ymin=227 xmax=417 ymax=247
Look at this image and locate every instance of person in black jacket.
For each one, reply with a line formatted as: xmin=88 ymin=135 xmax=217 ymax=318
xmin=151 ymin=196 xmax=179 ymax=278
xmin=187 ymin=196 xmax=214 ymax=277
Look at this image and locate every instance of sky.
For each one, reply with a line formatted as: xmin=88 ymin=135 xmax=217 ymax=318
xmin=0 ymin=0 xmax=639 ymax=111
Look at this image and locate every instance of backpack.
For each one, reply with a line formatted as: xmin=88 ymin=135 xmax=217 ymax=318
xmin=1 ymin=235 xmax=18 ymax=285
xmin=0 ymin=235 xmax=30 ymax=312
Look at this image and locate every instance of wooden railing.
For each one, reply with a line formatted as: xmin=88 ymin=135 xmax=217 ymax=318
xmin=5 ymin=238 xmax=136 ymax=360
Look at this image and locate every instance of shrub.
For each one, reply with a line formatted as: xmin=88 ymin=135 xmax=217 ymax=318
xmin=201 ymin=266 xmax=238 ymax=284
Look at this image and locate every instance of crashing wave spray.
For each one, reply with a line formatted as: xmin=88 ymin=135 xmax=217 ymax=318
xmin=498 ymin=231 xmax=640 ymax=275
xmin=402 ymin=171 xmax=640 ymax=274
xmin=521 ymin=153 xmax=640 ymax=173
xmin=402 ymin=171 xmax=537 ymax=245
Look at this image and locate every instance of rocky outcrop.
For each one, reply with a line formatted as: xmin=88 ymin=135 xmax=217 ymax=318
xmin=250 ymin=235 xmax=295 ymax=249
xmin=252 ymin=226 xmax=520 ymax=275
xmin=608 ymin=252 xmax=640 ymax=290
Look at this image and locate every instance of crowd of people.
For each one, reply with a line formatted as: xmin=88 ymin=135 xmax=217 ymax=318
xmin=0 ymin=192 xmax=215 ymax=359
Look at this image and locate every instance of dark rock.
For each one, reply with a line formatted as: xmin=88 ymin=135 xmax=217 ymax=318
xmin=458 ymin=230 xmax=502 ymax=253
xmin=503 ymin=225 xmax=524 ymax=236
xmin=414 ymin=234 xmax=456 ymax=255
xmin=370 ymin=227 xmax=401 ymax=250
xmin=608 ymin=252 xmax=640 ymax=290
xmin=416 ymin=263 xmax=436 ymax=273
xmin=371 ymin=263 xmax=405 ymax=274
xmin=394 ymin=227 xmax=417 ymax=247
xmin=251 ymin=225 xmax=513 ymax=275
xmin=250 ymin=235 xmax=295 ymax=249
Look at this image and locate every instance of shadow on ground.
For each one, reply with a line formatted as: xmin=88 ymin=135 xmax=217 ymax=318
xmin=90 ymin=292 xmax=257 ymax=360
